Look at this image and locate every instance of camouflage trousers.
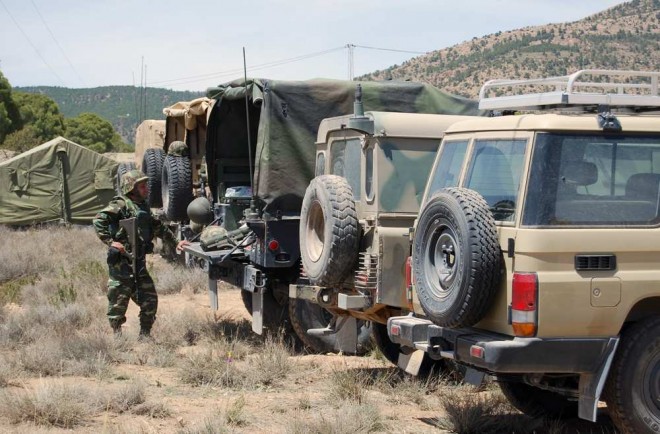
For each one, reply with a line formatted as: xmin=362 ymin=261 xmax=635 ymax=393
xmin=107 ymin=272 xmax=158 ymax=331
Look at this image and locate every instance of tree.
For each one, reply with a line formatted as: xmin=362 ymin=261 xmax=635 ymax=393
xmin=13 ymin=92 xmax=65 ymax=141
xmin=65 ymin=112 xmax=128 ymax=153
xmin=2 ymin=126 xmax=40 ymax=153
xmin=0 ymin=71 xmax=23 ymax=144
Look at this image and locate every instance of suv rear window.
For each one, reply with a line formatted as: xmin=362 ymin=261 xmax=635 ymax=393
xmin=464 ymin=139 xmax=527 ymax=222
xmin=524 ymin=133 xmax=660 ymax=226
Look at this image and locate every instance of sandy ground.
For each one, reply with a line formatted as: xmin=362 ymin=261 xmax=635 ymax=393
xmin=0 ymin=286 xmax=619 ymax=434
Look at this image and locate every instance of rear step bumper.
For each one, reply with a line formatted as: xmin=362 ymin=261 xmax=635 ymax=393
xmin=387 ymin=315 xmax=614 ymax=374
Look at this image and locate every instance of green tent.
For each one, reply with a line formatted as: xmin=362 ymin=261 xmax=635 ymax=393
xmin=0 ymin=137 xmax=118 ymax=226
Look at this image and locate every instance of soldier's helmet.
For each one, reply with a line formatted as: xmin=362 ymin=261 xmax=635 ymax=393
xmin=168 ymin=141 xmax=189 ymax=157
xmin=121 ymin=169 xmax=149 ymax=195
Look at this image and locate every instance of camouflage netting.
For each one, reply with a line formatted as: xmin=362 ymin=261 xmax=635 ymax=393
xmin=206 ymin=78 xmax=481 ymax=214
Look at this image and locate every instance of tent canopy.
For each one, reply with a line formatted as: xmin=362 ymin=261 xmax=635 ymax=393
xmin=0 ymin=137 xmax=119 ymax=226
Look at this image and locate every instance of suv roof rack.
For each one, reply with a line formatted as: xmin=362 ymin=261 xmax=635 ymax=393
xmin=479 ymin=69 xmax=660 ymax=111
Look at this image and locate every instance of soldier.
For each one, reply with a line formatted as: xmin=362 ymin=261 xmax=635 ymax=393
xmin=93 ymin=169 xmax=189 ymax=338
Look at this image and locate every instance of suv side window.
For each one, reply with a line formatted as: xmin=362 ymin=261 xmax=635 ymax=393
xmin=464 ymin=139 xmax=527 ymax=222
xmin=426 ymin=140 xmax=469 ymax=196
xmin=524 ymin=133 xmax=660 ymax=226
xmin=330 ymin=138 xmax=361 ymax=199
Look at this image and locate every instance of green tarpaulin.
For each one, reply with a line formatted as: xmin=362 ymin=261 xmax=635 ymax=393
xmin=205 ymin=78 xmax=481 ymax=214
xmin=0 ymin=137 xmax=119 ymax=226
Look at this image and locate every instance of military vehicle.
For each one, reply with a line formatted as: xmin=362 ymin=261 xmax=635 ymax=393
xmin=382 ymin=70 xmax=660 ymax=434
xmin=181 ymin=78 xmax=479 ymax=353
xmin=290 ymin=96 xmax=477 ymax=364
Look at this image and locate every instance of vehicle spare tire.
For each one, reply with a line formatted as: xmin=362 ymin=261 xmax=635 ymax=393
xmin=288 ymin=298 xmax=372 ymax=355
xmin=141 ymin=148 xmax=165 ymax=208
xmin=412 ymin=188 xmax=501 ymax=328
xmin=299 ymin=175 xmax=359 ymax=287
xmin=162 ymin=155 xmax=193 ymax=221
xmin=116 ymin=161 xmax=136 ymax=195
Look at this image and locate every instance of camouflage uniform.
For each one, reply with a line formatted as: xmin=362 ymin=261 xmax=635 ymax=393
xmin=93 ymin=170 xmax=177 ymax=335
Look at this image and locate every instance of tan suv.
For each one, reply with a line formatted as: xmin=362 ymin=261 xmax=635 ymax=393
xmin=388 ymin=70 xmax=660 ymax=433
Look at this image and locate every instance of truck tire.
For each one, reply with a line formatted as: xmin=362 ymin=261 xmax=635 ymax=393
xmin=300 ymin=175 xmax=359 ymax=287
xmin=116 ymin=161 xmax=136 ymax=195
xmin=412 ymin=188 xmax=500 ymax=328
xmin=499 ymin=380 xmax=578 ymax=419
xmin=162 ymin=155 xmax=193 ymax=221
xmin=288 ymin=298 xmax=371 ymax=355
xmin=604 ymin=316 xmax=660 ymax=434
xmin=141 ymin=148 xmax=165 ymax=208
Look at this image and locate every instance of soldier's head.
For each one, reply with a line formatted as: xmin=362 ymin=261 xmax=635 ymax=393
xmin=121 ymin=169 xmax=149 ymax=200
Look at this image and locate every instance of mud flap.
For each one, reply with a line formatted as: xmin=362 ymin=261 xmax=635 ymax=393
xmin=208 ymin=278 xmax=218 ymax=311
xmin=251 ymin=288 xmax=264 ymax=334
xmin=334 ymin=316 xmax=358 ymax=354
xmin=398 ymin=349 xmax=425 ymax=375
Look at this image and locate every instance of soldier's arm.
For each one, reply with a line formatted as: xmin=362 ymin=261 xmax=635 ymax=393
xmin=152 ymin=216 xmax=177 ymax=245
xmin=93 ymin=201 xmax=123 ymax=246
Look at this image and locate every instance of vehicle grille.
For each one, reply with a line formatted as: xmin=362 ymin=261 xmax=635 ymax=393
xmin=575 ymin=255 xmax=616 ymax=271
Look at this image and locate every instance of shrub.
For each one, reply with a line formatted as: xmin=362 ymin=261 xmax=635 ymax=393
xmin=0 ymin=382 xmax=95 ymax=428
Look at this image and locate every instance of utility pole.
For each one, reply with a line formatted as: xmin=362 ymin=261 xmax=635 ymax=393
xmin=346 ymin=44 xmax=355 ymax=81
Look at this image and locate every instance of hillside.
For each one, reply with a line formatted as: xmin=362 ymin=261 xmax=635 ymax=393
xmin=360 ymin=0 xmax=659 ymax=98
xmin=15 ymin=86 xmax=204 ymax=143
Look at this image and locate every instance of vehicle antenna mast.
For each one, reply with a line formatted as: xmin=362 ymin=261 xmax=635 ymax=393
xmin=242 ymin=47 xmax=257 ymax=216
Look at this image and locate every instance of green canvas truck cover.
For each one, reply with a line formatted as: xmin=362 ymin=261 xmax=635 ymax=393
xmin=0 ymin=137 xmax=118 ymax=226
xmin=205 ymin=78 xmax=481 ymax=214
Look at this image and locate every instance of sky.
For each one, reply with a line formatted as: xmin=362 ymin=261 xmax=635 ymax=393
xmin=0 ymin=0 xmax=628 ymax=92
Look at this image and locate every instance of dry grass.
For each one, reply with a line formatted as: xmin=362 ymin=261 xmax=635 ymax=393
xmin=285 ymin=401 xmax=384 ymax=434
xmin=0 ymin=382 xmax=96 ymax=428
xmin=177 ymin=415 xmax=230 ymax=434
xmin=103 ymin=382 xmax=146 ymax=413
xmin=436 ymin=387 xmax=540 ymax=434
xmin=152 ymin=263 xmax=208 ymax=295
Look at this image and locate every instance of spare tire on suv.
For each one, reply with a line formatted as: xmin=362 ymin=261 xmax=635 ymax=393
xmin=412 ymin=187 xmax=501 ymax=328
xmin=300 ymin=175 xmax=359 ymax=287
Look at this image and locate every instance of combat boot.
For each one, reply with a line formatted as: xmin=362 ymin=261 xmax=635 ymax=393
xmin=138 ymin=326 xmax=152 ymax=342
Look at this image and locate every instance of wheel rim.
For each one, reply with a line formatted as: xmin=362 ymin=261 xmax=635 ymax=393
xmin=305 ymin=200 xmax=325 ymax=262
xmin=643 ymin=349 xmax=660 ymax=417
xmin=424 ymin=225 xmax=460 ymax=299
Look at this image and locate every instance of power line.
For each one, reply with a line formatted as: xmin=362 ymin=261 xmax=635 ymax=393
xmin=354 ymin=44 xmax=427 ymax=55
xmin=30 ymin=0 xmax=86 ymax=86
xmin=150 ymin=46 xmax=346 ymax=87
xmin=0 ymin=0 xmax=65 ymax=85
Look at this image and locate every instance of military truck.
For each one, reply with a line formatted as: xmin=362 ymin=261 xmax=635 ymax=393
xmin=289 ymin=102 xmax=477 ymax=365
xmin=182 ymin=78 xmax=479 ymax=353
xmin=383 ymin=70 xmax=660 ymax=433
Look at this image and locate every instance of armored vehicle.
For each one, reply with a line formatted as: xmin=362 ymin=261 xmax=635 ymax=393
xmin=386 ymin=70 xmax=660 ymax=433
xmin=183 ymin=78 xmax=479 ymax=353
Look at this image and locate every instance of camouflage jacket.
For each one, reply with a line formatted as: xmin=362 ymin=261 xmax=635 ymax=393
xmin=93 ymin=195 xmax=176 ymax=258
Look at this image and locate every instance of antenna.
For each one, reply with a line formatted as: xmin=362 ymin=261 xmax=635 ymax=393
xmin=242 ymin=47 xmax=257 ymax=217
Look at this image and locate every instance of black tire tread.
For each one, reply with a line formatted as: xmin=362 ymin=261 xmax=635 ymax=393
xmin=604 ymin=316 xmax=660 ymax=434
xmin=162 ymin=155 xmax=193 ymax=221
xmin=300 ymin=175 xmax=359 ymax=287
xmin=142 ymin=148 xmax=165 ymax=208
xmin=413 ymin=187 xmax=501 ymax=328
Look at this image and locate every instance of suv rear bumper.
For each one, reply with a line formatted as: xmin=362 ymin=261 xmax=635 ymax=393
xmin=387 ymin=316 xmax=615 ymax=374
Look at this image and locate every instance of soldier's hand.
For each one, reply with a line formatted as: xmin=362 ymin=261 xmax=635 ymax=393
xmin=176 ymin=240 xmax=191 ymax=252
xmin=111 ymin=241 xmax=126 ymax=253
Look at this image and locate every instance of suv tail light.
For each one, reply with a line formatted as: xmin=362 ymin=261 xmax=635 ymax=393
xmin=512 ymin=272 xmax=538 ymax=337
